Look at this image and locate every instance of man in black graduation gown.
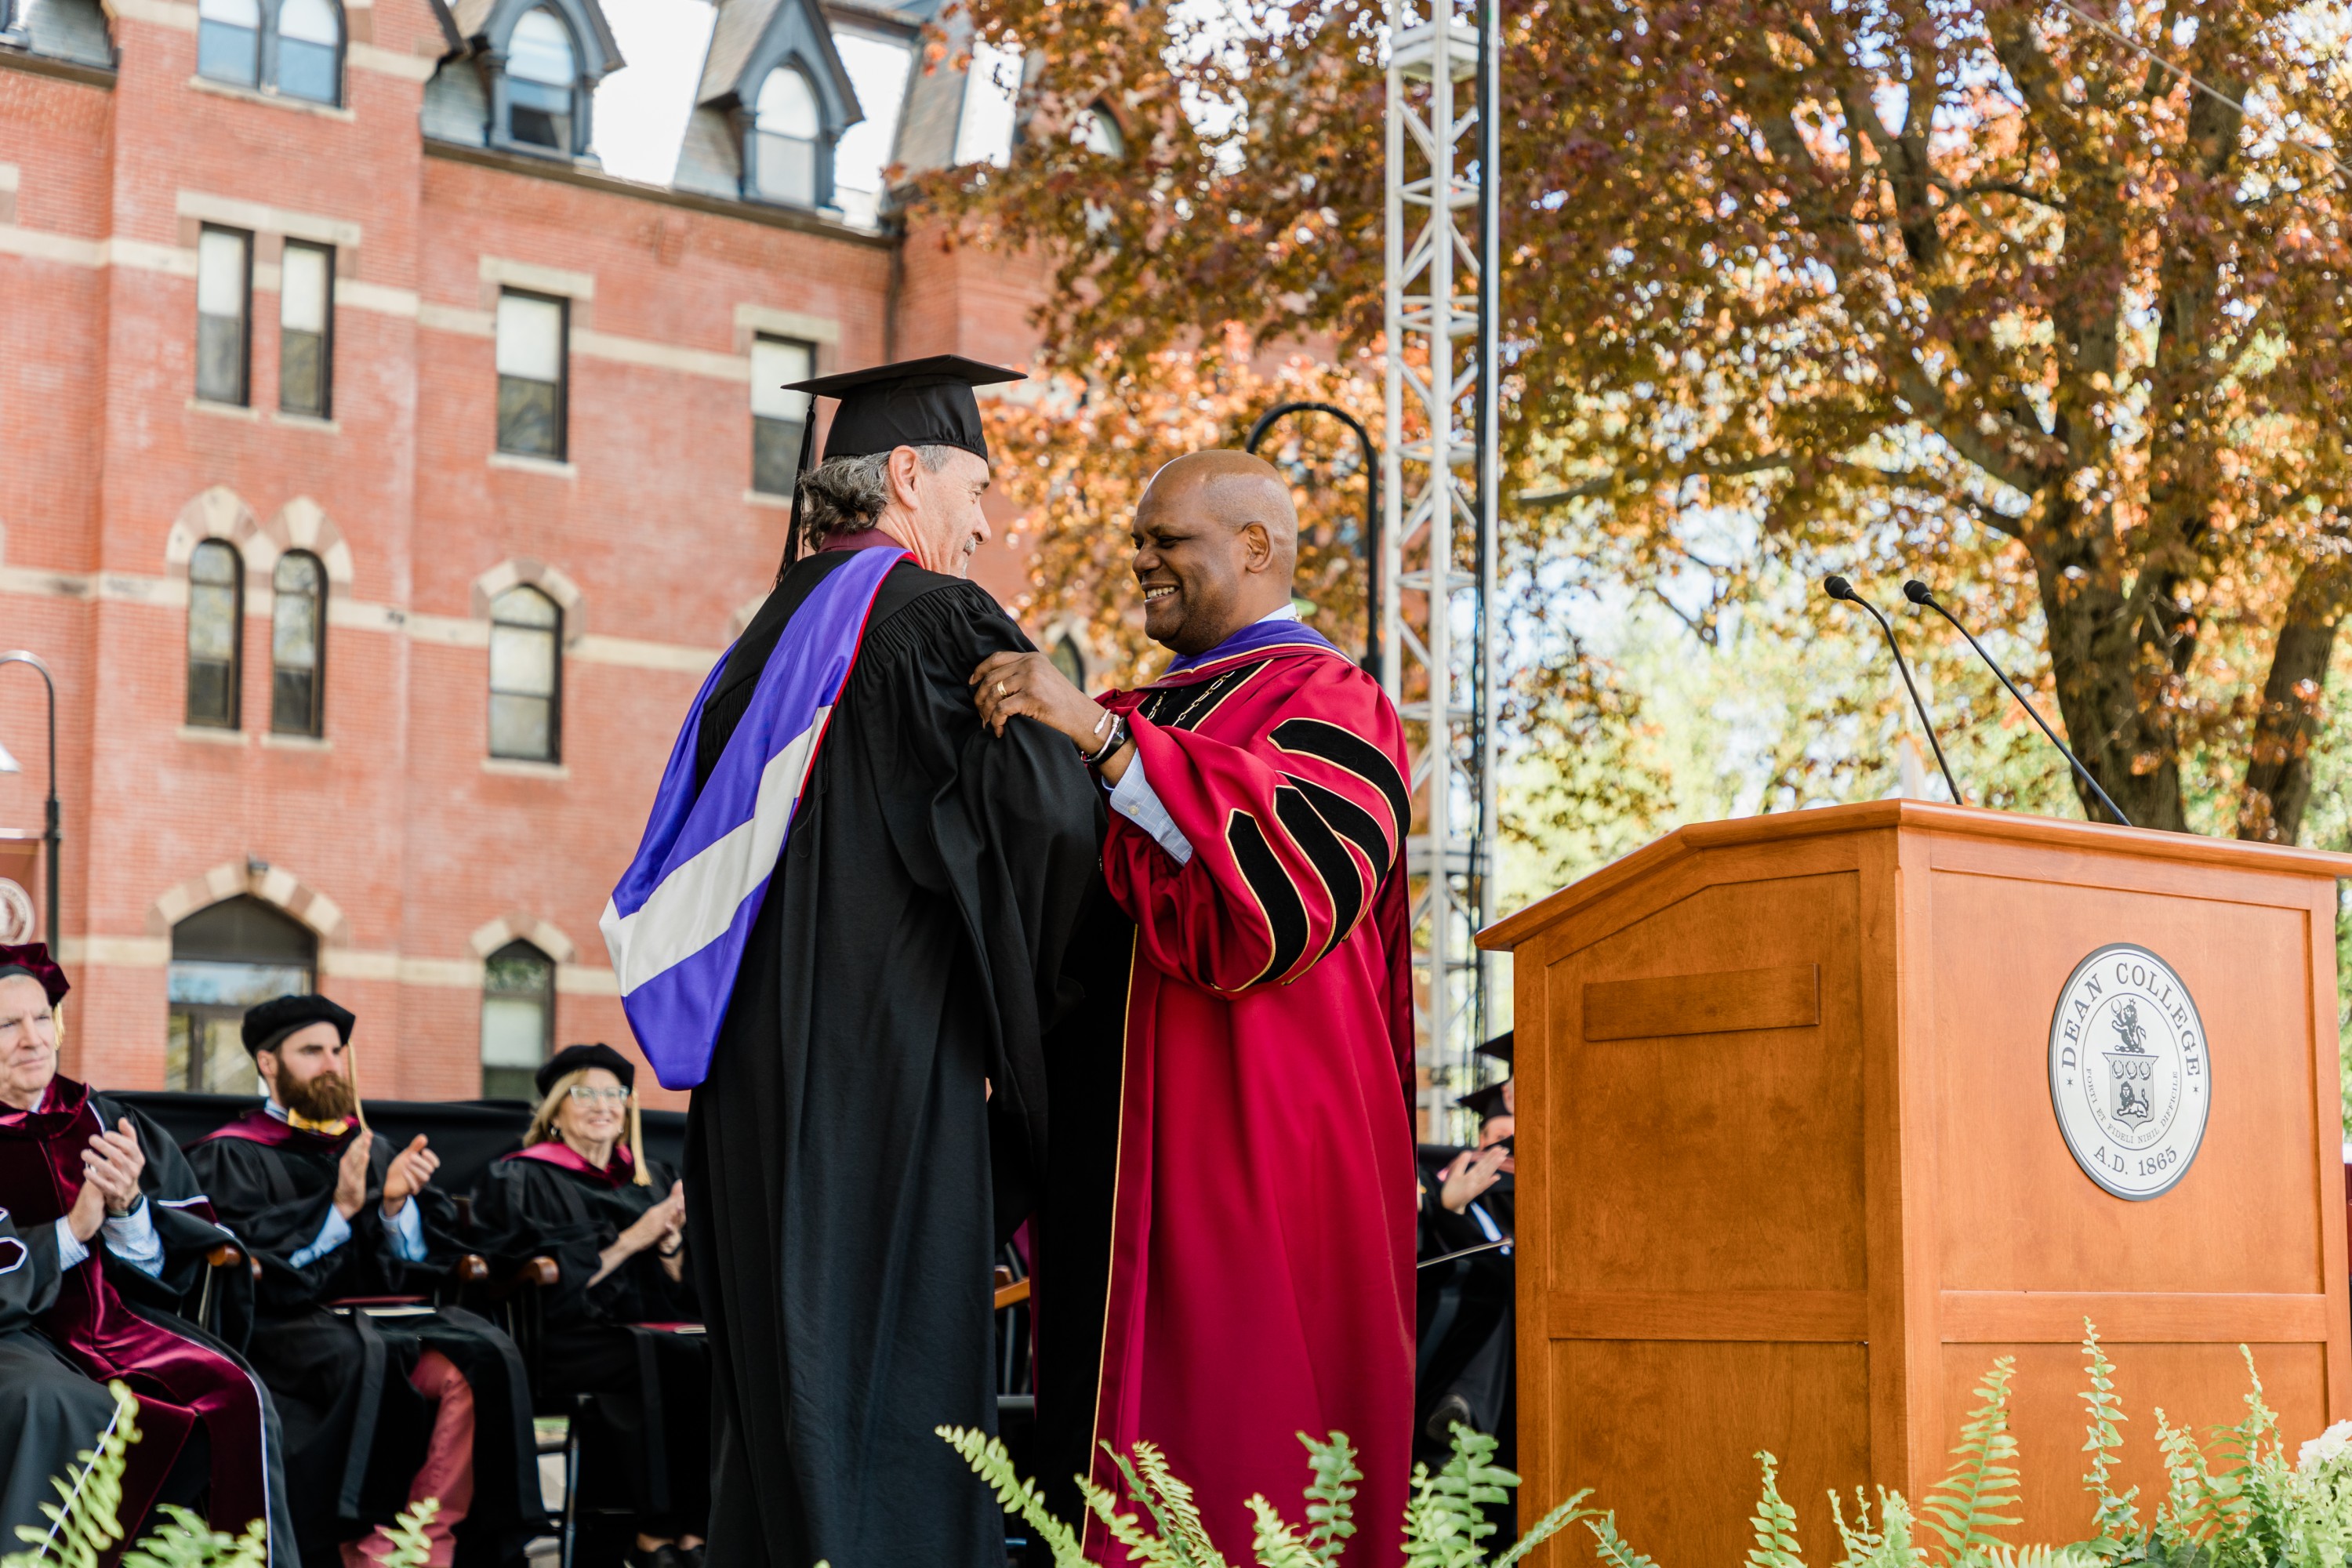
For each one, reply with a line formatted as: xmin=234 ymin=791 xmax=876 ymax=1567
xmin=0 ymin=943 xmax=296 ymax=1558
xmin=183 ymin=996 xmax=544 ymax=1568
xmin=1416 ymin=1033 xmax=1516 ymax=1483
xmin=638 ymin=357 xmax=1098 ymax=1568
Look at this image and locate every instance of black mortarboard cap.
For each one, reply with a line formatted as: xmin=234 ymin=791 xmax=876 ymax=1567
xmin=1454 ymin=1080 xmax=1510 ymax=1123
xmin=241 ymin=994 xmax=355 ymax=1057
xmin=774 ymin=355 xmax=1024 ymax=574
xmin=1477 ymin=1029 xmax=1513 ymax=1065
xmin=786 ymin=354 xmax=1024 ymax=465
xmin=537 ymin=1041 xmax=637 ymax=1098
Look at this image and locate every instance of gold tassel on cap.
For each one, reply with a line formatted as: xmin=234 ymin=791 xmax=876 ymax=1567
xmin=345 ymin=1039 xmax=370 ymax=1132
xmin=628 ymin=1093 xmax=651 ymax=1185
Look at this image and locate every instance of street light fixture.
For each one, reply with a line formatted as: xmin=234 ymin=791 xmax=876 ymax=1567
xmin=1244 ymin=401 xmax=1381 ymax=674
xmin=0 ymin=652 xmax=60 ymax=948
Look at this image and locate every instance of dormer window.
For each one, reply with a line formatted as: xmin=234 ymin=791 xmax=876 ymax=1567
xmin=196 ymin=0 xmax=343 ymax=103
xmin=505 ymin=8 xmax=580 ymax=152
xmin=751 ymin=65 xmax=821 ymax=206
xmin=1075 ymin=102 xmax=1123 ymax=158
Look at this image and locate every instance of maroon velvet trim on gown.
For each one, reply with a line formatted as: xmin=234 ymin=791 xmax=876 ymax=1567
xmin=0 ymin=1079 xmax=273 ymax=1541
xmin=503 ymin=1141 xmax=632 ymax=1188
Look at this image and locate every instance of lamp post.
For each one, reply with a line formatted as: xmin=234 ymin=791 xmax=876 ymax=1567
xmin=1244 ymin=401 xmax=1381 ymax=674
xmin=0 ymin=653 xmax=60 ymax=947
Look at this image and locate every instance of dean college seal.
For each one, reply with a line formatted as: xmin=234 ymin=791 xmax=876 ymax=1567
xmin=2047 ymin=942 xmax=2210 ymax=1200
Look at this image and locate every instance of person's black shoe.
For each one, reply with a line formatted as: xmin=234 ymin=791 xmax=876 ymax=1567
xmin=677 ymin=1548 xmax=704 ymax=1568
xmin=1424 ymin=1392 xmax=1478 ymax=1443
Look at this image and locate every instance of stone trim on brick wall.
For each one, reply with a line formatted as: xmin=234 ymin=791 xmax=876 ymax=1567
xmin=471 ymin=557 xmax=587 ymax=645
xmin=147 ymin=858 xmax=354 ymax=946
xmin=467 ymin=911 xmax=579 ymax=964
xmin=163 ymin=488 xmax=356 ymax=586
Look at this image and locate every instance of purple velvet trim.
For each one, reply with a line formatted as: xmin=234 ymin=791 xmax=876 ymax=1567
xmin=1159 ymin=618 xmax=1344 ymax=679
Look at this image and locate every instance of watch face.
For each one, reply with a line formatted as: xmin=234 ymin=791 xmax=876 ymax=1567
xmin=2046 ymin=942 xmax=2212 ymax=1201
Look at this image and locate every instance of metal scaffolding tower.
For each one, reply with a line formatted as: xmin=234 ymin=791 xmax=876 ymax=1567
xmin=1382 ymin=0 xmax=1500 ymax=1134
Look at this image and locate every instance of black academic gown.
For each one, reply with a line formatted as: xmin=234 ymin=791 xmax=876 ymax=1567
xmin=1413 ymin=1146 xmax=1514 ymax=1478
xmin=687 ymin=546 xmax=1100 ymax=1568
xmin=0 ymin=1087 xmax=298 ymax=1559
xmin=184 ymin=1114 xmax=546 ymax=1568
xmin=470 ymin=1145 xmax=707 ymax=1537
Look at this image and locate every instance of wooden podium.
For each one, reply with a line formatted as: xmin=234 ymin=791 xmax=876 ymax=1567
xmin=1476 ymin=801 xmax=2352 ymax=1563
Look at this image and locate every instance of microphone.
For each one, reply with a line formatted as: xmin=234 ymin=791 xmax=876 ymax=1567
xmin=1902 ymin=580 xmax=2134 ymax=828
xmin=1820 ymin=575 xmax=1965 ymax=805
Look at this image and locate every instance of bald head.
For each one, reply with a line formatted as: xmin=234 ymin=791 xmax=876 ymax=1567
xmin=1131 ymin=450 xmax=1300 ymax=655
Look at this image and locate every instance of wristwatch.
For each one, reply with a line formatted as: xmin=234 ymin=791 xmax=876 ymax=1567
xmin=1081 ymin=713 xmax=1131 ymax=768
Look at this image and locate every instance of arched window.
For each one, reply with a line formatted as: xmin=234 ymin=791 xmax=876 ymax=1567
xmin=187 ymin=540 xmax=244 ymax=730
xmin=751 ymin=65 xmax=820 ymax=206
xmin=167 ymin=897 xmax=317 ymax=1094
xmin=504 ymin=9 xmax=579 ymax=152
xmin=196 ymin=0 xmax=260 ymax=86
xmin=1050 ymin=631 xmax=1088 ymax=691
xmin=481 ymin=940 xmax=554 ymax=1100
xmin=488 ymin=584 xmax=561 ymax=761
xmin=271 ymin=550 xmax=326 ymax=736
xmin=1074 ymin=102 xmax=1123 ymax=158
xmin=274 ymin=0 xmax=342 ymax=103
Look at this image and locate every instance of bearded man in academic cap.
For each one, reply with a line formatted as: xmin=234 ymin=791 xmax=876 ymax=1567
xmin=184 ymin=996 xmax=545 ymax=1568
xmin=974 ymin=451 xmax=1418 ymax=1563
xmin=0 ymin=943 xmax=297 ymax=1556
xmin=603 ymin=356 xmax=1100 ymax=1568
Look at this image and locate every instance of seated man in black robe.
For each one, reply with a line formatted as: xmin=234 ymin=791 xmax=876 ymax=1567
xmin=471 ymin=1044 xmax=705 ymax=1568
xmin=0 ymin=942 xmax=296 ymax=1557
xmin=1416 ymin=1068 xmax=1515 ymax=1471
xmin=184 ymin=995 xmax=544 ymax=1568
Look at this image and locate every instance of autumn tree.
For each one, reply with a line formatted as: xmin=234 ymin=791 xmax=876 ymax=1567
xmin=919 ymin=0 xmax=2352 ymax=840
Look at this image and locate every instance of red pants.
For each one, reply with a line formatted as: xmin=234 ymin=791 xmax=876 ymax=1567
xmin=341 ymin=1351 xmax=475 ymax=1568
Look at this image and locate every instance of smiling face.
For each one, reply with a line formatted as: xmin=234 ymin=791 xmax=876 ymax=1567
xmin=1130 ymin=452 xmax=1300 ymax=655
xmin=554 ymin=1065 xmax=628 ymax=1146
xmin=0 ymin=974 xmax=58 ymax=1112
xmin=886 ymin=445 xmax=995 ymax=577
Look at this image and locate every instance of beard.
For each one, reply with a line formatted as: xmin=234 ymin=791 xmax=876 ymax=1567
xmin=281 ymin=1066 xmax=357 ymax=1123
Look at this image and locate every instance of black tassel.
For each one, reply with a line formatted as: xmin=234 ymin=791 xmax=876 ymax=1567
xmin=777 ymin=412 xmax=818 ymax=583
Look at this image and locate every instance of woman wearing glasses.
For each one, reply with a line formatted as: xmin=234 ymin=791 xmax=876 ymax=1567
xmin=473 ymin=1044 xmax=708 ymax=1568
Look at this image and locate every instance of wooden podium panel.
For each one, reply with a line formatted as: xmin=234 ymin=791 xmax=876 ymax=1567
xmin=1479 ymin=803 xmax=2351 ymax=1566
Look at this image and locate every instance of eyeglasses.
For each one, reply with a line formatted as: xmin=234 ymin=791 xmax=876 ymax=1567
xmin=568 ymin=1086 xmax=628 ymax=1105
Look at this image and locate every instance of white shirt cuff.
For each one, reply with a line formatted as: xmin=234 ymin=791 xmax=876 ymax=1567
xmin=386 ymin=1198 xmax=427 ymax=1262
xmin=54 ymin=1217 xmax=89 ymax=1272
xmin=291 ymin=1205 xmax=353 ymax=1269
xmin=1108 ymin=752 xmax=1195 ymax=866
xmin=101 ymin=1200 xmax=165 ymax=1279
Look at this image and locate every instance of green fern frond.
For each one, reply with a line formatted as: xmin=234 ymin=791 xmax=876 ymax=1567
xmin=935 ymin=1425 xmax=1090 ymax=1567
xmin=7 ymin=1381 xmax=140 ymax=1568
xmin=2077 ymin=1323 xmax=2141 ymax=1548
xmin=1584 ymin=1512 xmax=1663 ymax=1568
xmin=1922 ymin=1357 xmax=2024 ymax=1559
xmin=2153 ymin=1408 xmax=2231 ymax=1551
xmin=1490 ymin=1489 xmax=1595 ymax=1568
xmin=1087 ymin=1467 xmax=1190 ymax=1568
xmin=1124 ymin=1442 xmax=1231 ymax=1568
xmin=1748 ymin=1453 xmax=1805 ymax=1568
xmin=1249 ymin=1496 xmax=1323 ymax=1568
xmin=1298 ymin=1432 xmax=1361 ymax=1565
xmin=1403 ymin=1425 xmax=1517 ymax=1568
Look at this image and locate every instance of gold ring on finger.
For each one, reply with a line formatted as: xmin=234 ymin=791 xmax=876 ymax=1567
xmin=996 ymin=681 xmax=1007 ymax=696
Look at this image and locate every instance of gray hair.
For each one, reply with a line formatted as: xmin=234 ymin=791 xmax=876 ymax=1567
xmin=797 ymin=445 xmax=964 ymax=542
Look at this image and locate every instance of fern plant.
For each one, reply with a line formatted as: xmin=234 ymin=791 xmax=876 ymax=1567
xmin=2078 ymin=1323 xmax=2140 ymax=1552
xmin=1922 ymin=1357 xmax=2025 ymax=1560
xmin=2 ymin=1382 xmax=437 ymax=1568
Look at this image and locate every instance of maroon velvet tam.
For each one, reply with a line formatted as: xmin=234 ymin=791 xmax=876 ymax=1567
xmin=0 ymin=942 xmax=68 ymax=1004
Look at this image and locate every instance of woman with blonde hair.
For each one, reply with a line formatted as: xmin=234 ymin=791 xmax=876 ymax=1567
xmin=471 ymin=1044 xmax=708 ymax=1568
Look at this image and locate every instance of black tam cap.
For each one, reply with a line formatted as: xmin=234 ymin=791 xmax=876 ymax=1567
xmin=1454 ymin=1080 xmax=1510 ymax=1123
xmin=536 ymin=1042 xmax=637 ymax=1099
xmin=241 ymin=994 xmax=355 ymax=1057
xmin=1477 ymin=1029 xmax=1513 ymax=1066
xmin=787 ymin=354 xmax=1024 ymax=466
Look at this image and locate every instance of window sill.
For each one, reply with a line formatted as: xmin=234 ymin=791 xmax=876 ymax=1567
xmin=482 ymin=756 xmax=568 ymax=779
xmin=261 ymin=731 xmax=332 ymax=751
xmin=187 ymin=74 xmax=355 ymax=121
xmin=177 ymin=724 xmax=248 ymax=746
xmin=271 ymin=411 xmax=339 ymax=433
xmin=488 ymin=451 xmax=576 ymax=478
xmin=187 ymin=397 xmax=261 ymax=421
xmin=744 ymin=488 xmax=792 ymax=510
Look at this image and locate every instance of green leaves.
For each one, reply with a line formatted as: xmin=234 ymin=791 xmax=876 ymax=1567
xmin=933 ymin=1425 xmax=1090 ymax=1567
xmin=1750 ymin=1453 xmax=1807 ymax=1568
xmin=2078 ymin=1323 xmax=2141 ymax=1551
xmin=1922 ymin=1356 xmax=2025 ymax=1560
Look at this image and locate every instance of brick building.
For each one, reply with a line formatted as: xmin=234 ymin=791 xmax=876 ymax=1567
xmin=0 ymin=0 xmax=1071 ymax=1105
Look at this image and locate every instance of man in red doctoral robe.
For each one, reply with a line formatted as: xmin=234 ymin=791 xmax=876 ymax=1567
xmin=973 ymin=450 xmax=1417 ymax=1563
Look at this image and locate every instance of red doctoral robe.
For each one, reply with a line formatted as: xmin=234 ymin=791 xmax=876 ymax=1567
xmin=1043 ymin=620 xmax=1417 ymax=1563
